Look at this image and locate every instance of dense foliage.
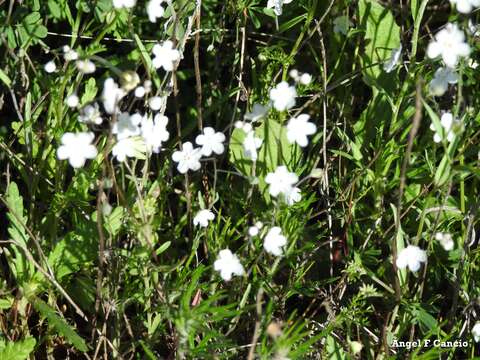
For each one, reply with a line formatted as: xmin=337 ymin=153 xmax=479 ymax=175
xmin=1 ymin=0 xmax=480 ymax=358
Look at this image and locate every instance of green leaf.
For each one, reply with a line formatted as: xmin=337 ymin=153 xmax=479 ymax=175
xmin=48 ymin=230 xmax=97 ymax=282
xmin=434 ymin=153 xmax=451 ymax=187
xmin=0 ymin=69 xmax=12 ymax=87
xmin=81 ymin=78 xmax=98 ymax=105
xmin=358 ymin=0 xmax=400 ymax=92
xmin=279 ymin=14 xmax=307 ymax=33
xmin=48 ymin=0 xmax=62 ymax=19
xmin=32 ymin=298 xmax=88 ymax=352
xmin=325 ymin=334 xmax=349 ymax=360
xmin=0 ymin=337 xmax=36 ymax=360
xmin=5 ymin=182 xmax=32 ymax=282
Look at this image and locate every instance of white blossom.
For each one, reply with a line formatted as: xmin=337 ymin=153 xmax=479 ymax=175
xmin=435 ymin=232 xmax=454 ymax=251
xmin=267 ymin=0 xmax=293 ymax=16
xmin=102 ymin=78 xmax=126 ymax=114
xmin=264 ymin=227 xmax=287 ymax=256
xmin=289 ymin=69 xmax=300 ymax=81
xmin=111 ymin=140 xmax=131 ymax=162
xmin=245 ymin=103 xmax=269 ymax=122
xmin=427 ymin=23 xmax=471 ymax=68
xmin=113 ymin=0 xmax=136 ymax=9
xmin=147 ymin=0 xmax=165 ymax=22
xmin=152 ymin=40 xmax=180 ymax=71
xmin=450 ymin=0 xmax=480 ymax=13
xmin=141 ymin=114 xmax=169 ymax=153
xmin=112 ymin=137 xmax=140 ymax=162
xmin=113 ymin=112 xmax=142 ymax=140
xmin=172 ymin=142 xmax=202 ymax=173
xmin=286 ymin=114 xmax=316 ymax=147
xmin=195 ymin=127 xmax=226 ymax=156
xmin=429 ymin=67 xmax=458 ymax=96
xmin=57 ymin=132 xmax=97 ymax=168
xmin=284 ymin=186 xmax=301 ymax=205
xmin=396 ymin=245 xmax=427 ymax=272
xmin=242 ymin=130 xmax=263 ymax=160
xmin=193 ymin=209 xmax=215 ymax=227
xmin=214 ymin=249 xmax=244 ymax=281
xmin=269 ymin=82 xmax=297 ymax=111
xmin=265 ymin=166 xmax=298 ymax=198
xmin=44 ymin=61 xmax=56 ymax=73
xmin=300 ymin=73 xmax=312 ymax=85
xmin=248 ymin=226 xmax=260 ymax=237
xmin=149 ymin=96 xmax=164 ymax=111
xmin=63 ymin=45 xmax=78 ymax=61
xmin=383 ymin=44 xmax=402 ymax=73
xmin=248 ymin=222 xmax=264 ymax=237
xmin=78 ymin=103 xmax=103 ymax=125
xmin=135 ymin=86 xmax=146 ymax=97
xmin=472 ymin=322 xmax=480 ymax=342
xmin=66 ymin=94 xmax=79 ymax=108
xmin=430 ymin=112 xmax=460 ymax=143
xmin=76 ymin=59 xmax=96 ymax=74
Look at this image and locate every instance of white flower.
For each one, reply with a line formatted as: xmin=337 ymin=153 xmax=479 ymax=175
xmin=396 ymin=245 xmax=427 ymax=272
xmin=267 ymin=0 xmax=293 ymax=16
xmin=141 ymin=114 xmax=169 ymax=153
xmin=63 ymin=45 xmax=78 ymax=61
xmin=472 ymin=322 xmax=480 ymax=342
xmin=450 ymin=0 xmax=480 ymax=13
xmin=264 ymin=227 xmax=287 ymax=256
xmin=195 ymin=127 xmax=226 ymax=156
xmin=286 ymin=114 xmax=316 ymax=147
xmin=78 ymin=103 xmax=103 ymax=125
xmin=152 ymin=40 xmax=180 ymax=71
xmin=427 ymin=23 xmax=471 ymax=68
xmin=147 ymin=0 xmax=164 ymax=22
xmin=112 ymin=138 xmax=136 ymax=162
xmin=333 ymin=16 xmax=352 ymax=35
xmin=214 ymin=249 xmax=244 ymax=281
xmin=243 ymin=130 xmax=263 ymax=160
xmin=113 ymin=0 xmax=136 ymax=9
xmin=265 ymin=166 xmax=298 ymax=197
xmin=193 ymin=209 xmax=215 ymax=227
xmin=248 ymin=222 xmax=263 ymax=237
xmin=44 ymin=61 xmax=56 ymax=73
xmin=429 ymin=67 xmax=459 ymax=96
xmin=435 ymin=232 xmax=454 ymax=251
xmin=430 ymin=112 xmax=460 ymax=143
xmin=248 ymin=226 xmax=260 ymax=237
xmin=245 ymin=103 xmax=269 ymax=122
xmin=113 ymin=112 xmax=142 ymax=140
xmin=102 ymin=78 xmax=125 ymax=114
xmin=66 ymin=94 xmax=79 ymax=108
xmin=289 ymin=69 xmax=300 ymax=81
xmin=135 ymin=86 xmax=146 ymax=97
xmin=284 ymin=186 xmax=301 ymax=205
xmin=172 ymin=142 xmax=202 ymax=173
xmin=300 ymin=73 xmax=312 ymax=85
xmin=269 ymin=82 xmax=297 ymax=111
xmin=383 ymin=44 xmax=402 ymax=73
xmin=290 ymin=70 xmax=312 ymax=85
xmin=57 ymin=132 xmax=97 ymax=168
xmin=76 ymin=59 xmax=96 ymax=74
xmin=148 ymin=96 xmax=164 ymax=111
